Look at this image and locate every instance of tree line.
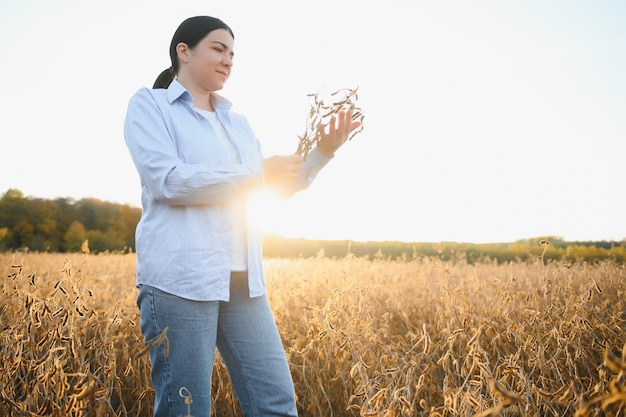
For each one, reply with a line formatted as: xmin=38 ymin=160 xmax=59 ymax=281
xmin=0 ymin=189 xmax=140 ymax=253
xmin=263 ymin=236 xmax=626 ymax=264
xmin=1 ymin=188 xmax=624 ymax=263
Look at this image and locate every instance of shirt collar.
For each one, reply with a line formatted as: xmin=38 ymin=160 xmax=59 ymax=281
xmin=167 ymin=79 xmax=233 ymax=111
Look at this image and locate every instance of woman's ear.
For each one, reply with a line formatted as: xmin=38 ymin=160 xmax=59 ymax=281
xmin=176 ymin=42 xmax=190 ymax=64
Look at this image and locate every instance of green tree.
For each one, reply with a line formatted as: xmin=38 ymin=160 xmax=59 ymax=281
xmin=0 ymin=227 xmax=8 ymax=251
xmin=63 ymin=221 xmax=87 ymax=252
xmin=29 ymin=198 xmax=59 ymax=251
xmin=13 ymin=220 xmax=34 ymax=249
xmin=0 ymin=189 xmax=27 ymax=248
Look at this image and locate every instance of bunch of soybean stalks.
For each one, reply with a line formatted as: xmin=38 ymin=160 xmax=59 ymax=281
xmin=2 ymin=252 xmax=625 ymax=416
xmin=265 ymin=255 xmax=626 ymax=417
xmin=0 ymin=253 xmax=150 ymax=417
xmin=296 ymin=88 xmax=365 ymax=159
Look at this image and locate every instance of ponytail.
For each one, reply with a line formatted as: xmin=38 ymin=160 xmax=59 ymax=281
xmin=153 ymin=67 xmax=174 ymax=89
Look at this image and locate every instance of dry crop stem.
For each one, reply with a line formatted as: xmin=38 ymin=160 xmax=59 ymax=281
xmin=1 ymin=252 xmax=624 ymax=416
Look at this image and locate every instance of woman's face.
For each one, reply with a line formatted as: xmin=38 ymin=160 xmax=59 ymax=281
xmin=180 ymin=28 xmax=234 ymax=93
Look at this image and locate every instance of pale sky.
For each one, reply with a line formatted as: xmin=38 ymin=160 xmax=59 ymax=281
xmin=1 ymin=0 xmax=625 ymax=243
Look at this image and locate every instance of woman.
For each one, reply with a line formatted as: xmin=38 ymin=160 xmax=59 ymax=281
xmin=124 ymin=16 xmax=360 ymax=417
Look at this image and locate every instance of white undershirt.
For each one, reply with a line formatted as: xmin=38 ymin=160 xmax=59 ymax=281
xmin=194 ymin=108 xmax=248 ymax=271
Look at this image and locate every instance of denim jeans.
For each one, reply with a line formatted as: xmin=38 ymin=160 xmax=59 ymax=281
xmin=137 ymin=273 xmax=298 ymax=417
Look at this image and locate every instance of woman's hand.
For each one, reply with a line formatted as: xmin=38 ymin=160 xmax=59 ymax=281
xmin=263 ymin=154 xmax=304 ymax=187
xmin=316 ymin=110 xmax=362 ymax=158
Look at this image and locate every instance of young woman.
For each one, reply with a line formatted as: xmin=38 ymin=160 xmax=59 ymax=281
xmin=124 ymin=16 xmax=360 ymax=417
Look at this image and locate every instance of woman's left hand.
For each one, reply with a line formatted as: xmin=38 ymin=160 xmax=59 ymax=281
xmin=316 ymin=110 xmax=362 ymax=158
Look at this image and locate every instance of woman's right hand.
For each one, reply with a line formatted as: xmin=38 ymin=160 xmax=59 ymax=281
xmin=262 ymin=154 xmax=304 ymax=187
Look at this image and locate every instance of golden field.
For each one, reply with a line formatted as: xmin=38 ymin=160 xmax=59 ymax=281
xmin=1 ymin=252 xmax=624 ymax=416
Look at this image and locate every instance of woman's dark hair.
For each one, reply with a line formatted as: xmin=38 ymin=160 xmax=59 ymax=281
xmin=153 ymin=16 xmax=234 ymax=89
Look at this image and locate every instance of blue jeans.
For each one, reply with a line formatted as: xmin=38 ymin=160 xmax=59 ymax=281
xmin=137 ymin=273 xmax=298 ymax=417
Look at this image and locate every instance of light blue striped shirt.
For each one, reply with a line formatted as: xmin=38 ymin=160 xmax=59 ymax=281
xmin=124 ymin=79 xmax=331 ymax=301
